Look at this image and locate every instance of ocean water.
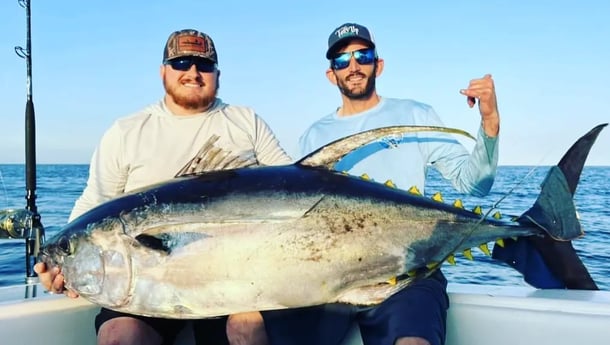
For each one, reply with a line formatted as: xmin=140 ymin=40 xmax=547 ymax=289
xmin=0 ymin=164 xmax=609 ymax=290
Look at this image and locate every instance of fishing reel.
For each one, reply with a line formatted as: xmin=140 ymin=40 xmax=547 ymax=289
xmin=1 ymin=208 xmax=45 ymax=284
xmin=0 ymin=209 xmax=34 ymax=239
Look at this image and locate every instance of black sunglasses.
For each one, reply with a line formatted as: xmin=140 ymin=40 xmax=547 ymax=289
xmin=165 ymin=57 xmax=217 ymax=73
xmin=330 ymin=48 xmax=376 ymax=70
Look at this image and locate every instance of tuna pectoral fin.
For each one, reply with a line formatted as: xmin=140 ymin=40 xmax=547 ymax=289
xmin=519 ymin=166 xmax=581 ymax=240
xmin=135 ymin=234 xmax=172 ymax=253
xmin=135 ymin=232 xmax=209 ymax=254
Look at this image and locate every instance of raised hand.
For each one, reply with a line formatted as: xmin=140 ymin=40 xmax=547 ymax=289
xmin=460 ymin=74 xmax=500 ymax=137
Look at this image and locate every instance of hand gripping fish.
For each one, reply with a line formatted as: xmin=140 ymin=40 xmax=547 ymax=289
xmin=39 ymin=124 xmax=607 ymax=318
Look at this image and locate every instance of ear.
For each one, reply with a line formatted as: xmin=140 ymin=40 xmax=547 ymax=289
xmin=160 ymin=64 xmax=166 ymax=79
xmin=216 ymin=70 xmax=221 ymax=90
xmin=326 ymin=68 xmax=338 ymax=86
xmin=375 ymin=58 xmax=384 ymax=77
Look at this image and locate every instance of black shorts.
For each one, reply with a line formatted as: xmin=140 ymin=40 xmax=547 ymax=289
xmin=95 ymin=308 xmax=229 ymax=345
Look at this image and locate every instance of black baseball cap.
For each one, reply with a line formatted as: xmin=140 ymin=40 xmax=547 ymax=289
xmin=326 ymin=23 xmax=375 ymax=59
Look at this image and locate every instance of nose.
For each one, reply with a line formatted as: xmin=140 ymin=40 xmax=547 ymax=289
xmin=186 ymin=63 xmax=199 ymax=74
xmin=183 ymin=63 xmax=203 ymax=81
xmin=346 ymin=56 xmax=361 ymax=72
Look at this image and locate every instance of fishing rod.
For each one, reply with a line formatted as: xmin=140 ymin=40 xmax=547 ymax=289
xmin=0 ymin=0 xmax=42 ymax=294
xmin=14 ymin=0 xmax=45 ymax=287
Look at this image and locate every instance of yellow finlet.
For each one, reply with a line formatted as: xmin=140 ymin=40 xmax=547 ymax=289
xmin=360 ymin=173 xmax=371 ymax=180
xmin=384 ymin=180 xmax=397 ymax=188
xmin=408 ymin=186 xmax=422 ymax=196
xmin=493 ymin=211 xmax=502 ymax=219
xmin=387 ymin=276 xmax=397 ymax=285
xmin=432 ymin=192 xmax=443 ymax=202
xmin=472 ymin=205 xmax=483 ymax=215
xmin=426 ymin=262 xmax=439 ymax=270
xmin=447 ymin=255 xmax=456 ymax=265
xmin=495 ymin=239 xmax=505 ymax=248
xmin=478 ymin=243 xmax=491 ymax=256
xmin=453 ymin=199 xmax=464 ymax=209
xmin=407 ymin=270 xmax=417 ymax=277
xmin=463 ymin=248 xmax=474 ymax=261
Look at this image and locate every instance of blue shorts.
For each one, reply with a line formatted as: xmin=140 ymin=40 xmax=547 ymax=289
xmin=263 ymin=270 xmax=449 ymax=345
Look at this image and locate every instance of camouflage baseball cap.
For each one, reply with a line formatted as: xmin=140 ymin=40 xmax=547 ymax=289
xmin=162 ymin=29 xmax=218 ymax=64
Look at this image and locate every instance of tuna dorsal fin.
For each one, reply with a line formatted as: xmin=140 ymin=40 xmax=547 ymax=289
xmin=296 ymin=125 xmax=475 ymax=170
xmin=175 ymin=135 xmax=258 ymax=177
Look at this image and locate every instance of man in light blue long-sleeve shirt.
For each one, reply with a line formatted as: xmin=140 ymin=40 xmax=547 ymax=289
xmin=264 ymin=22 xmax=500 ymax=345
xmin=299 ymin=96 xmax=498 ymax=196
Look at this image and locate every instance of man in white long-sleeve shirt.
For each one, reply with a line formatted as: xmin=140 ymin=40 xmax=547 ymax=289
xmin=69 ymin=95 xmax=290 ymax=221
xmin=35 ymin=28 xmax=290 ymax=345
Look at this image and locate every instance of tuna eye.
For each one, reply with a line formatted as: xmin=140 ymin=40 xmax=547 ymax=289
xmin=58 ymin=236 xmax=72 ymax=254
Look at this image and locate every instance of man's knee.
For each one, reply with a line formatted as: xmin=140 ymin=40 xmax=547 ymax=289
xmin=97 ymin=317 xmax=162 ymax=345
xmin=226 ymin=312 xmax=268 ymax=345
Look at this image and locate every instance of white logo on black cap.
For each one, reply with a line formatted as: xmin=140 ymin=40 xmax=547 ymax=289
xmin=336 ymin=25 xmax=360 ymax=38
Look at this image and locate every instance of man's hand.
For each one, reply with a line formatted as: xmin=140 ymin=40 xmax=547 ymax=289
xmin=33 ymin=262 xmax=79 ymax=298
xmin=460 ymin=74 xmax=500 ymax=137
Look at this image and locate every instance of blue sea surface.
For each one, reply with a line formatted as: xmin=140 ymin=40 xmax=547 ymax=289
xmin=0 ymin=164 xmax=609 ymax=290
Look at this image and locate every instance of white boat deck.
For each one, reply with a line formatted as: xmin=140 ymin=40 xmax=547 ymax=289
xmin=1 ymin=283 xmax=609 ymax=345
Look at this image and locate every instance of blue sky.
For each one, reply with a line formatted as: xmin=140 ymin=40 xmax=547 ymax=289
xmin=0 ymin=0 xmax=608 ymax=165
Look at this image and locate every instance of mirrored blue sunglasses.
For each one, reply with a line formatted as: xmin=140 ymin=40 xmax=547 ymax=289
xmin=165 ymin=57 xmax=217 ymax=73
xmin=330 ymin=48 xmax=376 ymax=70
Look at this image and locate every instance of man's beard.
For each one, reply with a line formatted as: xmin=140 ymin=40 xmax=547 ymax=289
xmin=163 ymin=79 xmax=217 ymax=110
xmin=336 ymin=66 xmax=377 ymax=100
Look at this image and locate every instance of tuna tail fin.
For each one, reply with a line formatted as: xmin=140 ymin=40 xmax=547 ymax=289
xmin=494 ymin=123 xmax=606 ymax=290
xmin=557 ymin=123 xmax=608 ymax=195
xmin=519 ymin=123 xmax=607 ymax=241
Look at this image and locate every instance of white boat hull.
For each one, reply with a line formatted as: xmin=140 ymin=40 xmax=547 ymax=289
xmin=1 ymin=284 xmax=609 ymax=345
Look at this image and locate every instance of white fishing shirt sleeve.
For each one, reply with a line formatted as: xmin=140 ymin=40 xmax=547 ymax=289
xmin=69 ymin=99 xmax=291 ymax=222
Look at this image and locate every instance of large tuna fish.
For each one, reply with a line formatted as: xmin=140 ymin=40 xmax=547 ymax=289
xmin=39 ymin=124 xmax=606 ymax=318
